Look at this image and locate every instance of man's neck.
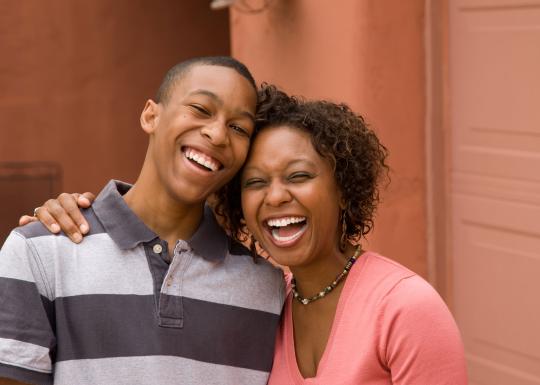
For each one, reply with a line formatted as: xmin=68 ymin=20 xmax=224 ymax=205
xmin=122 ymin=180 xmax=205 ymax=255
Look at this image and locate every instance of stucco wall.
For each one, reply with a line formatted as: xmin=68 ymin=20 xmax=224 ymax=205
xmin=230 ymin=0 xmax=427 ymax=275
xmin=0 ymin=0 xmax=230 ymax=192
xmin=0 ymin=0 xmax=230 ymax=240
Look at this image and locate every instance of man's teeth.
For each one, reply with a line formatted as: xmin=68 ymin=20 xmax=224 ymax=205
xmin=266 ymin=217 xmax=306 ymax=227
xmin=184 ymin=149 xmax=219 ymax=171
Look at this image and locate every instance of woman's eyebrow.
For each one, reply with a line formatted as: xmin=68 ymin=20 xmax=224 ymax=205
xmin=242 ymin=159 xmax=316 ymax=174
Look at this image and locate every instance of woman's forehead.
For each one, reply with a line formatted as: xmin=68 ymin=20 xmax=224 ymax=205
xmin=244 ymin=125 xmax=329 ymax=171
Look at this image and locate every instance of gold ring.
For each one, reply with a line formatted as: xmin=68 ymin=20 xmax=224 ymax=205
xmin=33 ymin=207 xmax=41 ymax=217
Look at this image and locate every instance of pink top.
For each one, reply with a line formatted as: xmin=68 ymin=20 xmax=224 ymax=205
xmin=268 ymin=251 xmax=468 ymax=385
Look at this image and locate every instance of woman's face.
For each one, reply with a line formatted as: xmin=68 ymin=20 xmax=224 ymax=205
xmin=241 ymin=125 xmax=343 ymax=268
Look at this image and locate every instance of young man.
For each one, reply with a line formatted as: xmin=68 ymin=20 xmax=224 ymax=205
xmin=0 ymin=57 xmax=285 ymax=385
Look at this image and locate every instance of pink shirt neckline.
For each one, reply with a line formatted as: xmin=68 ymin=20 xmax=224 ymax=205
xmin=284 ymin=250 xmax=373 ymax=383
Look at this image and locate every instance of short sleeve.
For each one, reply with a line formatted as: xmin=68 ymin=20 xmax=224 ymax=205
xmin=0 ymin=231 xmax=55 ymax=385
xmin=378 ymin=275 xmax=468 ymax=385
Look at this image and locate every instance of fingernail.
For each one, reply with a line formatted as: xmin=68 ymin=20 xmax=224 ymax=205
xmin=80 ymin=224 xmax=89 ymax=234
xmin=51 ymin=224 xmax=61 ymax=233
xmin=73 ymin=233 xmax=82 ymax=243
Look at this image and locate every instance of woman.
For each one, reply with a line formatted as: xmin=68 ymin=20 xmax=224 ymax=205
xmin=216 ymin=85 xmax=467 ymax=384
xmin=24 ymin=85 xmax=468 ymax=384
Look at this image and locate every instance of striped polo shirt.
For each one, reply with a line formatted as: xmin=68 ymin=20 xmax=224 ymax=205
xmin=0 ymin=180 xmax=285 ymax=385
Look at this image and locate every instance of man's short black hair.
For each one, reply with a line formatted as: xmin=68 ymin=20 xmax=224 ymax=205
xmin=155 ymin=56 xmax=257 ymax=104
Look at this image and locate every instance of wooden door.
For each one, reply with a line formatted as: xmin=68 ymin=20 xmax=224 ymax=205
xmin=449 ymin=1 xmax=540 ymax=384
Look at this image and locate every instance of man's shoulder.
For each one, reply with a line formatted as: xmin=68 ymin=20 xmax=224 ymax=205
xmin=13 ymin=207 xmax=104 ymax=241
xmin=228 ymin=238 xmax=252 ymax=258
xmin=227 ymin=238 xmax=285 ymax=289
xmin=13 ymin=220 xmax=55 ymax=240
xmin=227 ymin=239 xmax=283 ymax=274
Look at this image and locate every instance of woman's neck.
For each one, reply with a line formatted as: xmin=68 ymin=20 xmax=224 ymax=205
xmin=290 ymin=243 xmax=359 ymax=300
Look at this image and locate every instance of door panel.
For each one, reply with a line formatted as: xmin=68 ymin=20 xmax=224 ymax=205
xmin=450 ymin=1 xmax=540 ymax=383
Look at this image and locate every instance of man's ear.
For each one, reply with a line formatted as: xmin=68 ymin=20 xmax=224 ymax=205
xmin=140 ymin=99 xmax=160 ymax=134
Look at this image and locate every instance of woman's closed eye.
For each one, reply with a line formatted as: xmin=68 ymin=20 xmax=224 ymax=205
xmin=287 ymin=172 xmax=314 ymax=183
xmin=243 ymin=178 xmax=267 ymax=188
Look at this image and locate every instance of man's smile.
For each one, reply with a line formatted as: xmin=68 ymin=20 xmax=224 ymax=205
xmin=181 ymin=146 xmax=223 ymax=172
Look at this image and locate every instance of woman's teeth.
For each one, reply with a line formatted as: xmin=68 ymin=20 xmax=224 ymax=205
xmin=266 ymin=216 xmax=306 ymax=227
xmin=266 ymin=217 xmax=307 ymax=243
xmin=184 ymin=149 xmax=220 ymax=171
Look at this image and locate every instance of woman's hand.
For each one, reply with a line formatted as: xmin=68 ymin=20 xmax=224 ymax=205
xmin=18 ymin=192 xmax=96 ymax=243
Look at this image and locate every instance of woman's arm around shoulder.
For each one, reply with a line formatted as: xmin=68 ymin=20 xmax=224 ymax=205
xmin=18 ymin=192 xmax=95 ymax=243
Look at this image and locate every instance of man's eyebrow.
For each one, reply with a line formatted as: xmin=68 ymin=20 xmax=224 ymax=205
xmin=187 ymin=89 xmax=255 ymax=122
xmin=188 ymin=89 xmax=222 ymax=104
xmin=239 ymin=110 xmax=255 ymax=122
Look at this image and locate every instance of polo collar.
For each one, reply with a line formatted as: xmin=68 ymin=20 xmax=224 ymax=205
xmin=93 ymin=180 xmax=229 ymax=261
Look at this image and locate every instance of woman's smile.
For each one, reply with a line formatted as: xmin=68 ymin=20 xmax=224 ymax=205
xmin=264 ymin=215 xmax=308 ymax=246
xmin=241 ymin=125 xmax=343 ymax=269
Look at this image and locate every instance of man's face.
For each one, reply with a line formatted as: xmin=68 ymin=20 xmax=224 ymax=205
xmin=143 ymin=65 xmax=257 ymax=205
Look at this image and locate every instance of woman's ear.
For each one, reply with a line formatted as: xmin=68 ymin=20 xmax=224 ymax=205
xmin=339 ymin=193 xmax=347 ymax=211
xmin=140 ymin=99 xmax=160 ymax=134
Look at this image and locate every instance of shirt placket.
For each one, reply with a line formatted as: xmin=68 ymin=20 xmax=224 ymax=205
xmin=158 ymin=240 xmax=192 ymax=328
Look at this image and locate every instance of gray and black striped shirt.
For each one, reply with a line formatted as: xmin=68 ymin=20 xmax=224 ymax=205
xmin=0 ymin=180 xmax=285 ymax=385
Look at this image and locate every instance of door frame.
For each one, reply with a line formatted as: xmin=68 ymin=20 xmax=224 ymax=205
xmin=424 ymin=0 xmax=453 ymax=305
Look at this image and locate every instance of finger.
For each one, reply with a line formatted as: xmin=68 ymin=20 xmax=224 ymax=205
xmin=18 ymin=215 xmax=38 ymax=226
xmin=42 ymin=197 xmax=82 ymax=242
xmin=58 ymin=193 xmax=90 ymax=235
xmin=35 ymin=207 xmax=62 ymax=234
xmin=76 ymin=192 xmax=95 ymax=208
xmin=75 ymin=193 xmax=96 ymax=234
xmin=58 ymin=192 xmax=91 ymax=236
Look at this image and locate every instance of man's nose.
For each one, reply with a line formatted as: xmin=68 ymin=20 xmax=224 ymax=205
xmin=201 ymin=120 xmax=229 ymax=146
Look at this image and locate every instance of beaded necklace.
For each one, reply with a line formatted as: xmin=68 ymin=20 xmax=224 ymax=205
xmin=291 ymin=246 xmax=362 ymax=305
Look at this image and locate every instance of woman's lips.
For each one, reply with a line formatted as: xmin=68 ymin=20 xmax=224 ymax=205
xmin=264 ymin=217 xmax=308 ymax=247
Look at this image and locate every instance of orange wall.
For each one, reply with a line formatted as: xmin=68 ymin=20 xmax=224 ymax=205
xmin=0 ymin=0 xmax=230 ymax=193
xmin=230 ymin=0 xmax=428 ymax=275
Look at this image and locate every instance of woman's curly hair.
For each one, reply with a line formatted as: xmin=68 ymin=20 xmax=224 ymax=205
xmin=214 ymin=84 xmax=389 ymax=248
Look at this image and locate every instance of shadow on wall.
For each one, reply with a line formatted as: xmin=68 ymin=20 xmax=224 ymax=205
xmin=0 ymin=162 xmax=62 ymax=244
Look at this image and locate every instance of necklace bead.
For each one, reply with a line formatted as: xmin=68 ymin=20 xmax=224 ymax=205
xmin=291 ymin=246 xmax=361 ymax=305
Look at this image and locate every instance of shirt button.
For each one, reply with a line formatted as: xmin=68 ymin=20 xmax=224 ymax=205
xmin=153 ymin=244 xmax=163 ymax=254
